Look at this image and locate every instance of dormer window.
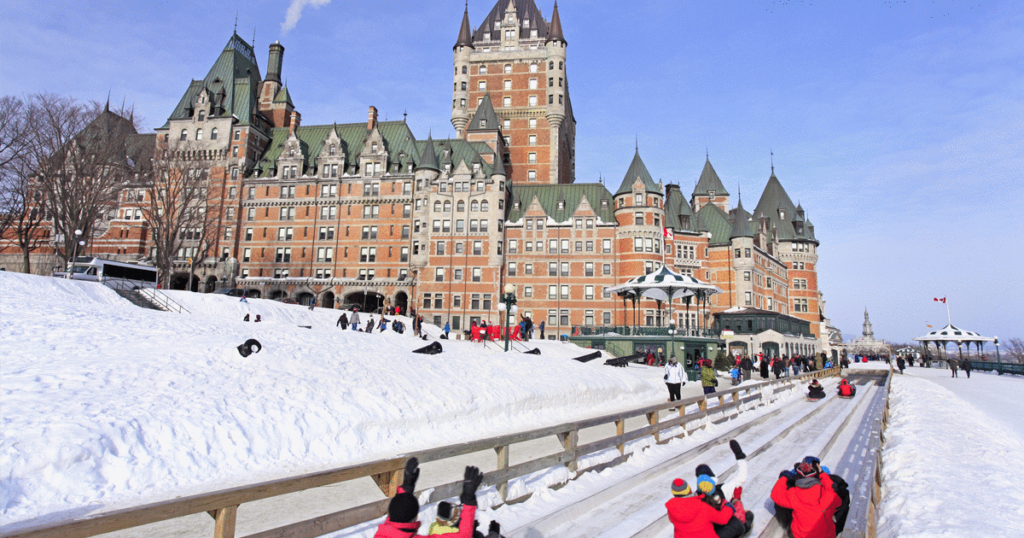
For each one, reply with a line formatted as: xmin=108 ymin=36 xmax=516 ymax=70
xmin=329 ymin=145 xmax=336 ymax=156
xmin=371 ymin=142 xmax=378 ymax=153
xmin=780 ymin=210 xmax=786 ymax=220
xmin=601 ymin=200 xmax=609 ymax=209
xmin=480 ymin=119 xmax=487 ymax=128
xmin=557 ymin=200 xmax=565 ymax=210
xmin=708 ymin=190 xmax=715 ymax=198
xmin=513 ymin=201 xmax=520 ymax=210
xmin=289 ymin=149 xmax=295 ymax=157
xmin=198 ymin=111 xmax=205 ymax=121
xmin=523 ymin=19 xmax=529 ymax=28
xmin=443 ymin=149 xmax=450 ymax=157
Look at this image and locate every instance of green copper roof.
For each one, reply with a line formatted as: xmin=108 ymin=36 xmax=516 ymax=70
xmin=729 ymin=199 xmax=753 ymax=239
xmin=696 ymin=203 xmax=733 ymax=246
xmin=467 ymin=93 xmax=501 ymax=132
xmin=615 ymin=149 xmax=661 ymax=196
xmin=415 ymin=134 xmax=440 ymax=171
xmin=754 ymin=172 xmax=801 ymax=241
xmin=664 ymin=184 xmax=696 ymax=232
xmin=693 ymin=157 xmax=729 ymax=197
xmin=256 ymin=120 xmax=426 ymax=177
xmin=273 ymin=85 xmax=294 ymax=106
xmin=165 ymin=33 xmax=262 ymax=128
xmin=509 ymin=183 xmax=615 ymax=224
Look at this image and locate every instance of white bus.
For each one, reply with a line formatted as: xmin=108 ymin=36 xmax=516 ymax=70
xmin=57 ymin=257 xmax=159 ymax=290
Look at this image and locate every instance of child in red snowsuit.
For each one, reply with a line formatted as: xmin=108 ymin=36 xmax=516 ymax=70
xmin=374 ymin=460 xmax=480 ymax=538
xmin=770 ymin=462 xmax=842 ymax=538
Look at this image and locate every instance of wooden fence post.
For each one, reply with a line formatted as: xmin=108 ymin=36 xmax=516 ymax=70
xmin=558 ymin=428 xmax=579 ymax=473
xmin=371 ymin=468 xmax=402 ymax=497
xmin=494 ymin=445 xmax=509 ymax=501
xmin=212 ymin=506 xmax=238 ymax=538
xmin=647 ymin=411 xmax=659 ymax=443
xmin=615 ymin=419 xmax=625 ymax=455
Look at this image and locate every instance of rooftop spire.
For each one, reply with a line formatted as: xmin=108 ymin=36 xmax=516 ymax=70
xmin=547 ymin=1 xmax=566 ymax=43
xmin=770 ymin=149 xmax=774 ymax=175
xmin=455 ymin=3 xmax=474 ymax=48
xmin=105 ymin=90 xmax=110 ymax=113
xmin=234 ymin=11 xmax=238 ymax=34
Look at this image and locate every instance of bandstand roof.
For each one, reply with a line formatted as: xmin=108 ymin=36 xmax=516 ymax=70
xmin=913 ymin=323 xmax=994 ymax=343
xmin=606 ymin=264 xmax=722 ymax=303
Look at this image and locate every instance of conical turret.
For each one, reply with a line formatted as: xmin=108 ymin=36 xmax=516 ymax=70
xmin=455 ymin=5 xmax=474 ymax=49
xmin=547 ymin=1 xmax=566 ymax=43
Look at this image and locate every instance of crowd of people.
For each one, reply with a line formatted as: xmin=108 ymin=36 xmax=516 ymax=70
xmin=333 ymin=307 xmax=428 ymax=338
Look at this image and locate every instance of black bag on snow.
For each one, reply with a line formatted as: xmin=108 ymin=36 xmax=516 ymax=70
xmin=413 ymin=341 xmax=443 ymax=355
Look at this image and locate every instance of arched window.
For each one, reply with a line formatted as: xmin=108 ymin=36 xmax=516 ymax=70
xmin=461 ymin=66 xmax=467 ymax=74
xmin=457 ymin=200 xmax=465 ymax=212
xmin=549 ymin=61 xmax=554 ymax=69
xmin=196 ymin=129 xmax=203 ymax=140
xmin=198 ymin=111 xmax=205 ymax=121
xmin=210 ymin=128 xmax=218 ymax=140
xmin=443 ymin=201 xmax=452 ymax=212
xmin=504 ymin=64 xmax=512 ymax=73
xmin=433 ymin=201 xmax=441 ymax=212
xmin=471 ymin=200 xmax=479 ymax=212
xmin=481 ymin=200 xmax=489 ymax=211
xmin=180 ymin=129 xmax=187 ymax=141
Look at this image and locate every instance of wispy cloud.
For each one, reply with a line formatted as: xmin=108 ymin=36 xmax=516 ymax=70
xmin=281 ymin=0 xmax=331 ymax=35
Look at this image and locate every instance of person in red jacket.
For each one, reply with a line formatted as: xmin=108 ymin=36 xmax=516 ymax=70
xmin=770 ymin=461 xmax=842 ymax=538
xmin=666 ymin=477 xmax=734 ymax=538
xmin=837 ymin=379 xmax=856 ymax=398
xmin=374 ymin=459 xmax=481 ymax=538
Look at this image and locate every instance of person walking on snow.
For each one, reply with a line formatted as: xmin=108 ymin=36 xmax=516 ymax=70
xmin=948 ymin=357 xmax=959 ymax=378
xmin=350 ymin=309 xmax=361 ymax=331
xmin=730 ymin=365 xmax=741 ymax=386
xmin=740 ymin=355 xmax=753 ymax=382
xmin=337 ymin=312 xmax=348 ymax=329
xmin=896 ymin=356 xmax=906 ymax=374
xmin=701 ymin=361 xmax=718 ymax=395
xmin=665 ymin=357 xmax=685 ymax=402
xmin=760 ymin=357 xmax=770 ymax=379
xmin=961 ymin=358 xmax=972 ymax=378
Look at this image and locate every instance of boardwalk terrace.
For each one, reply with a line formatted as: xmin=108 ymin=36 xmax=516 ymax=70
xmin=2 ymin=0 xmax=834 ymax=357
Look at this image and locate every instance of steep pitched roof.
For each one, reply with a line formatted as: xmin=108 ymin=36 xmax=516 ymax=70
xmin=753 ymin=172 xmax=801 ymax=241
xmin=693 ymin=157 xmax=729 ymax=197
xmin=455 ymin=7 xmax=474 ymax=48
xmin=415 ymin=134 xmax=439 ymax=171
xmin=615 ymin=149 xmax=661 ymax=196
xmin=696 ymin=202 xmax=733 ymax=246
xmin=255 ymin=120 xmax=424 ymax=177
xmin=547 ymin=1 xmax=565 ymax=43
xmin=664 ymin=184 xmax=696 ymax=232
xmin=472 ymin=0 xmax=549 ymax=43
xmin=467 ymin=93 xmax=501 ymax=132
xmin=729 ymin=199 xmax=753 ymax=239
xmin=509 ymin=183 xmax=614 ymax=224
xmin=273 ymin=85 xmax=293 ymax=106
xmin=165 ymin=33 xmax=262 ymax=127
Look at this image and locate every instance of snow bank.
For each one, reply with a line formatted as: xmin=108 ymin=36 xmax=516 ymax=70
xmin=0 ymin=272 xmax=663 ymax=526
xmin=877 ymin=369 xmax=1024 ymax=537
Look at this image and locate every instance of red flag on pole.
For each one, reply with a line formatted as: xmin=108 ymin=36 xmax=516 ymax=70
xmin=933 ymin=297 xmax=946 ymax=303
xmin=663 ymin=227 xmax=674 ymax=240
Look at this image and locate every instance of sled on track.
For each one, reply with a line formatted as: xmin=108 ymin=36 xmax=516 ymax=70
xmin=807 ymin=396 xmax=825 ymax=402
xmin=838 ymin=394 xmax=855 ymax=399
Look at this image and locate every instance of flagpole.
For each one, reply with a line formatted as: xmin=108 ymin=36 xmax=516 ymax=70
xmin=946 ymin=300 xmax=952 ymax=326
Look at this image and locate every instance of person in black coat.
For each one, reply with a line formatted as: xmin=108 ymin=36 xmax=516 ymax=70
xmin=740 ymin=356 xmax=754 ymax=381
xmin=760 ymin=357 xmax=770 ymax=379
xmin=896 ymin=356 xmax=906 ymax=374
xmin=337 ymin=312 xmax=348 ymax=329
xmin=961 ymin=358 xmax=972 ymax=378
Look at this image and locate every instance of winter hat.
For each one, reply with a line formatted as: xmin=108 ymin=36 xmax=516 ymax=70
xmin=696 ymin=474 xmax=716 ymax=496
xmin=436 ymin=501 xmax=460 ymax=522
xmin=671 ymin=478 xmax=692 ymax=496
xmin=387 ymin=491 xmax=420 ymax=524
xmin=795 ymin=462 xmax=816 ymax=478
xmin=695 ymin=464 xmax=715 ymax=478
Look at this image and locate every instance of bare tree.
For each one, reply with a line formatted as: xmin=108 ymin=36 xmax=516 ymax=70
xmin=0 ymin=96 xmax=51 ymax=272
xmin=1004 ymin=337 xmax=1024 ymax=363
xmin=138 ymin=139 xmax=222 ymax=289
xmin=28 ymin=93 xmax=138 ymax=264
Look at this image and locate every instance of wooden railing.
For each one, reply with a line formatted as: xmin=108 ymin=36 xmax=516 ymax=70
xmin=2 ymin=368 xmax=839 ymax=538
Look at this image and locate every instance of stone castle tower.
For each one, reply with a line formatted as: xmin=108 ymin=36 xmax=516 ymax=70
xmin=451 ymin=0 xmax=575 ymax=185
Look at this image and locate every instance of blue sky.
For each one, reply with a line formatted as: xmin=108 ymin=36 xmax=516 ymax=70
xmin=3 ymin=0 xmax=1021 ymax=345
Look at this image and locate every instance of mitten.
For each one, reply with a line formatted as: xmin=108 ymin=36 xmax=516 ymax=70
xmin=733 ymin=486 xmax=743 ymax=501
xmin=821 ymin=465 xmax=831 ymax=475
xmin=729 ymin=440 xmax=746 ymax=460
xmin=488 ymin=520 xmax=501 ymax=536
xmin=401 ymin=457 xmax=420 ymax=493
xmin=779 ymin=470 xmax=795 ymax=480
xmin=460 ymin=466 xmax=483 ymax=506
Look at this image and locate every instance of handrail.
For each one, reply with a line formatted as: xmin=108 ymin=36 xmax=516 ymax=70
xmin=135 ymin=287 xmax=191 ymax=314
xmin=1 ymin=367 xmax=841 ymax=538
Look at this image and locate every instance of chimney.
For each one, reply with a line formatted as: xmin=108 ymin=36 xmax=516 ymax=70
xmin=289 ymin=110 xmax=301 ymax=134
xmin=367 ymin=106 xmax=378 ymax=130
xmin=266 ymin=41 xmax=285 ymax=83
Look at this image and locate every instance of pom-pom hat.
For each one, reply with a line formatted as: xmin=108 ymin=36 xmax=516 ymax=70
xmin=671 ymin=478 xmax=692 ymax=496
xmin=696 ymin=474 xmax=717 ymax=495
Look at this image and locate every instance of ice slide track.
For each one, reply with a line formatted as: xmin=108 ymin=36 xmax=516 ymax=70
xmin=510 ymin=374 xmax=889 ymax=538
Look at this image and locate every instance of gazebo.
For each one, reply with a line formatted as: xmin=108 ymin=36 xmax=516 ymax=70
xmin=913 ymin=323 xmax=994 ymax=364
xmin=605 ymin=264 xmax=722 ymax=336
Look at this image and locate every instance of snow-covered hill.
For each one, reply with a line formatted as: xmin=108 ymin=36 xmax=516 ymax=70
xmin=0 ymin=272 xmax=663 ymax=525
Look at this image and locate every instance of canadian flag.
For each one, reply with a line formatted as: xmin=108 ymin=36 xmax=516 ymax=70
xmin=663 ymin=227 xmax=674 ymax=240
xmin=934 ymin=297 xmax=946 ymax=303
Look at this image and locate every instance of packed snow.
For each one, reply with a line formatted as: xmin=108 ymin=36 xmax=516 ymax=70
xmin=0 ymin=272 xmax=669 ymax=529
xmin=877 ymin=365 xmax=1024 ymax=537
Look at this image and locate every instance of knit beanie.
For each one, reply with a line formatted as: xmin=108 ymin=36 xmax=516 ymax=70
xmin=388 ymin=491 xmax=419 ymax=524
xmin=696 ymin=474 xmax=716 ymax=496
xmin=671 ymin=478 xmax=692 ymax=497
xmin=436 ymin=501 xmax=454 ymax=520
xmin=695 ymin=464 xmax=715 ymax=478
xmin=795 ymin=462 xmax=816 ymax=478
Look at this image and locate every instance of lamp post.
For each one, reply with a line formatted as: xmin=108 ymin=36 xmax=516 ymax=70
xmin=668 ymin=318 xmax=676 ymax=362
xmin=498 ymin=283 xmax=517 ymax=352
xmin=995 ymin=337 xmax=1000 ymax=370
xmin=67 ymin=229 xmax=83 ymax=277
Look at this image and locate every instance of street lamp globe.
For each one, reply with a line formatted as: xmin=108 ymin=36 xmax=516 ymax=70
xmin=510 ymin=304 xmax=518 ymax=315
xmin=497 ymin=302 xmax=506 ymax=312
xmin=74 ymin=229 xmax=82 ymax=237
xmin=504 ymin=283 xmax=515 ymax=294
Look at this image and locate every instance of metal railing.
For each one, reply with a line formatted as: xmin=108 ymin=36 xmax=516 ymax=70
xmin=103 ymin=278 xmax=190 ymax=314
xmin=2 ymin=368 xmax=840 ymax=538
xmin=572 ymin=325 xmax=721 ymax=338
